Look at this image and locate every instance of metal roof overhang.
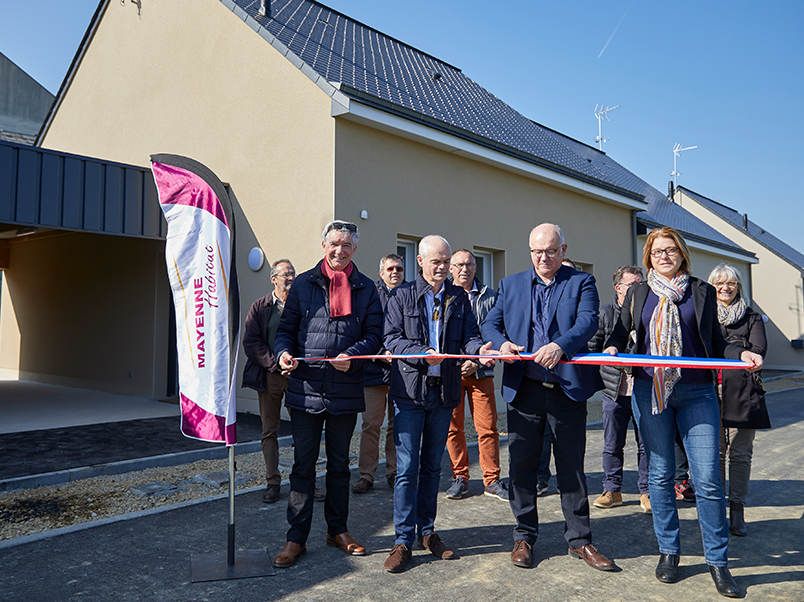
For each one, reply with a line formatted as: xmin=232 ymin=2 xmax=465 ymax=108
xmin=0 ymin=140 xmax=165 ymax=240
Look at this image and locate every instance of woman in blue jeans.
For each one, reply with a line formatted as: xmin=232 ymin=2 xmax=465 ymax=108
xmin=605 ymin=227 xmax=762 ymax=598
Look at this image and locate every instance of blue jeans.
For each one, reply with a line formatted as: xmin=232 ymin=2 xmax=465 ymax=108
xmin=393 ymin=388 xmax=453 ymax=546
xmin=632 ymin=380 xmax=729 ymax=566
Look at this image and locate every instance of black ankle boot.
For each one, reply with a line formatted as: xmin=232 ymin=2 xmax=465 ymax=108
xmin=655 ymin=553 xmax=679 ymax=583
xmin=729 ymin=501 xmax=747 ymax=536
xmin=709 ymin=565 xmax=740 ymax=597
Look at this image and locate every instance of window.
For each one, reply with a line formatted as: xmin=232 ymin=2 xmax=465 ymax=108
xmin=397 ymin=239 xmax=417 ymax=282
xmin=473 ymin=250 xmax=493 ymax=287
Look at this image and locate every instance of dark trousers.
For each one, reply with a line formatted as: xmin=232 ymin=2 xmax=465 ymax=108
xmin=286 ymin=408 xmax=357 ymax=545
xmin=508 ymin=377 xmax=591 ymax=548
xmin=601 ymin=394 xmax=648 ymax=494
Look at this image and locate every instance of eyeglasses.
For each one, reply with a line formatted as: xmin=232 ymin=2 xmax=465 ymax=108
xmin=713 ymin=281 xmax=738 ymax=289
xmin=616 ymin=280 xmax=642 ymax=288
xmin=649 ymin=247 xmax=680 ymax=258
xmin=451 ymin=263 xmax=476 ymax=270
xmin=530 ymin=248 xmax=560 ymax=258
xmin=386 ymin=266 xmax=404 ymax=273
xmin=276 ymin=271 xmax=295 ymax=279
xmin=324 ymin=220 xmax=358 ymax=235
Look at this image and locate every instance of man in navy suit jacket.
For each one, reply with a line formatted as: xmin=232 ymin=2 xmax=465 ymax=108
xmin=482 ymin=223 xmax=615 ymax=572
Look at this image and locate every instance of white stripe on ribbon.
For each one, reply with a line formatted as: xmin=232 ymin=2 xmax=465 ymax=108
xmin=292 ymin=352 xmax=750 ymax=370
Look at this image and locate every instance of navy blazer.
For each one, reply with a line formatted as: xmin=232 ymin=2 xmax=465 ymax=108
xmin=482 ymin=265 xmax=603 ymax=403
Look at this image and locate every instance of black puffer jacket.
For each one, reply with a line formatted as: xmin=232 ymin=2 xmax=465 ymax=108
xmin=274 ymin=260 xmax=383 ymax=415
xmin=588 ymin=299 xmax=626 ymax=400
xmin=364 ymin=280 xmax=393 ymax=388
xmin=720 ymin=307 xmax=770 ymax=429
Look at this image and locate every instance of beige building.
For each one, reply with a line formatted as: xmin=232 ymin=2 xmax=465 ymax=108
xmin=0 ymin=0 xmax=770 ymax=414
xmin=675 ymin=186 xmax=804 ymax=369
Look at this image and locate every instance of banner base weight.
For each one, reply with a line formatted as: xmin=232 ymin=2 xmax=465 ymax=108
xmin=191 ymin=549 xmax=275 ymax=582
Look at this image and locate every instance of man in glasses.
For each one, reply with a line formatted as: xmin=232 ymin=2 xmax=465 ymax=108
xmin=444 ymin=249 xmax=508 ymax=502
xmin=382 ymin=235 xmax=496 ymax=573
xmin=483 ymin=223 xmax=615 ymax=572
xmin=587 ymin=265 xmax=650 ymax=514
xmin=273 ymin=220 xmax=383 ymax=568
xmin=243 ymin=259 xmax=296 ymax=504
xmin=352 ymin=254 xmax=405 ymax=494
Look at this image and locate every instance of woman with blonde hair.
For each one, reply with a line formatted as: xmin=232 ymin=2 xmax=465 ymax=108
xmin=605 ymin=227 xmax=762 ymax=598
xmin=707 ymin=263 xmax=769 ymax=537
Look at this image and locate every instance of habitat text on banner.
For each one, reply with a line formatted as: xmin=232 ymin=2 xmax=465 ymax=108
xmin=151 ymin=154 xmax=240 ymax=445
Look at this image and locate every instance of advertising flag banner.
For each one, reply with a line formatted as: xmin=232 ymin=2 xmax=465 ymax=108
xmin=151 ymin=154 xmax=239 ymax=445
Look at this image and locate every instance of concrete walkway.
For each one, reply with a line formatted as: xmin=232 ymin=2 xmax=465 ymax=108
xmin=1 ymin=388 xmax=802 ymax=601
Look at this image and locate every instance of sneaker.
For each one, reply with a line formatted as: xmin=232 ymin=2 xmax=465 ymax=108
xmin=593 ymin=490 xmax=623 ymax=509
xmin=445 ymin=477 xmax=469 ymax=499
xmin=484 ymin=479 xmax=509 ymax=501
xmin=384 ymin=544 xmax=412 ymax=573
xmin=640 ymin=493 xmax=652 ymax=514
xmin=261 ymin=483 xmax=280 ymax=504
xmin=675 ymin=480 xmax=696 ymax=503
xmin=537 ymin=478 xmax=549 ymax=496
xmin=351 ymin=477 xmax=373 ymax=494
xmin=421 ymin=532 xmax=457 ymax=559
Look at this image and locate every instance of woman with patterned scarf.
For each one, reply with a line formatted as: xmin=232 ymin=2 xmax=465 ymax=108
xmin=707 ymin=263 xmax=769 ymax=538
xmin=604 ymin=227 xmax=762 ymax=598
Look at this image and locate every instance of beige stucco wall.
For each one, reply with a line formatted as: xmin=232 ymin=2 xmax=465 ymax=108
xmin=36 ymin=0 xmax=338 ymax=409
xmin=333 ymin=120 xmax=636 ymax=299
xmin=0 ymin=232 xmax=168 ymax=396
xmin=675 ymin=190 xmax=804 ymax=369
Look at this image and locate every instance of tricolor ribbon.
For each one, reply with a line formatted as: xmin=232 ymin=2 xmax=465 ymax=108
xmin=291 ymin=352 xmax=750 ymax=370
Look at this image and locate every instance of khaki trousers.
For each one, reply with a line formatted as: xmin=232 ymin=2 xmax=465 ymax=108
xmin=447 ymin=375 xmax=500 ymax=486
xmin=258 ymin=370 xmax=288 ymax=484
xmin=357 ymin=385 xmax=396 ymax=482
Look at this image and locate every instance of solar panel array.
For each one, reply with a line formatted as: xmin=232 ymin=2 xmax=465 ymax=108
xmin=234 ymin=0 xmax=638 ymax=193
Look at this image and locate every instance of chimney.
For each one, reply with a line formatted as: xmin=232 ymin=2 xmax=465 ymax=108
xmin=668 ymin=181 xmax=675 ymax=203
xmin=743 ymin=214 xmax=749 ymax=230
xmin=258 ymin=0 xmax=269 ymax=18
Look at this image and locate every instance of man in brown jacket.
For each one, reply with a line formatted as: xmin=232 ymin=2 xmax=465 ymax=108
xmin=242 ymin=258 xmax=295 ymax=503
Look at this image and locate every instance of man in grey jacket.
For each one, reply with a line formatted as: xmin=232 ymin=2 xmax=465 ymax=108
xmin=444 ymin=249 xmax=508 ymax=501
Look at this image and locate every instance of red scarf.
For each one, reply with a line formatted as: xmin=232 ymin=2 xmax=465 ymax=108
xmin=321 ymin=260 xmax=353 ymax=317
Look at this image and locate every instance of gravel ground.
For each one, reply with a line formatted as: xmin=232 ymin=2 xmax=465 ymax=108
xmin=2 ymin=373 xmax=800 ymax=543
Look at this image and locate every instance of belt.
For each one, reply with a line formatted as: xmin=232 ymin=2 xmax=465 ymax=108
xmin=525 ymin=376 xmax=555 ymax=389
xmin=425 ymin=376 xmax=442 ymax=387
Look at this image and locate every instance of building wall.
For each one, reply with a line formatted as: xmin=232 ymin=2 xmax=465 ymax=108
xmin=36 ymin=0 xmax=338 ymax=409
xmin=333 ymin=120 xmax=635 ymax=299
xmin=676 ymin=190 xmax=804 ymax=369
xmin=0 ymin=52 xmax=54 ymax=135
xmin=0 ymin=231 xmax=169 ymax=396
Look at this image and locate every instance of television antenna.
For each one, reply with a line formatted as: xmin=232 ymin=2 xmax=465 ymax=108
xmin=594 ymin=104 xmax=619 ymax=150
xmin=670 ymin=143 xmax=697 ymax=186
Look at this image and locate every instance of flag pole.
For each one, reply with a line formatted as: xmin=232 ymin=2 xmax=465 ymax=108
xmin=228 ymin=445 xmax=236 ymax=566
xmin=151 ymin=153 xmax=274 ymax=582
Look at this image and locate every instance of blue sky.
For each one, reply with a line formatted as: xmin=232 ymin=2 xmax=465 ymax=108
xmin=2 ymin=1 xmax=803 ymax=252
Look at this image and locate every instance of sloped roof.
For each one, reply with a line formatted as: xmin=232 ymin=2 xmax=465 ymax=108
xmin=556 ymin=135 xmax=753 ymax=257
xmin=678 ymin=186 xmax=804 ymax=270
xmin=227 ymin=0 xmax=644 ymax=200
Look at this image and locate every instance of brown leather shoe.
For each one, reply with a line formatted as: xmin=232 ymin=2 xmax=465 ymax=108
xmin=273 ymin=541 xmax=306 ymax=568
xmin=511 ymin=540 xmax=532 ymax=568
xmin=351 ymin=477 xmax=373 ymax=494
xmin=568 ymin=543 xmax=616 ymax=571
xmin=314 ymin=488 xmax=325 ymax=502
xmin=421 ymin=532 xmax=458 ymax=559
xmin=261 ymin=484 xmax=279 ymax=504
xmin=384 ymin=544 xmax=412 ymax=573
xmin=326 ymin=532 xmax=367 ymax=556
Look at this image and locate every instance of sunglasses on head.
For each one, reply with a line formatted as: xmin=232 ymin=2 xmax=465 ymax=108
xmin=326 ymin=220 xmax=358 ymax=234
